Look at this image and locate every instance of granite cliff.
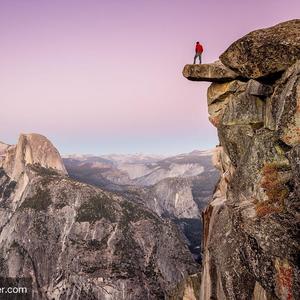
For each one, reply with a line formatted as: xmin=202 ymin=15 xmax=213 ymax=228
xmin=184 ymin=19 xmax=300 ymax=300
xmin=0 ymin=134 xmax=199 ymax=299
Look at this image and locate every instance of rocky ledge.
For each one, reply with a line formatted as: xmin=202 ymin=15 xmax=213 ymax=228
xmin=182 ymin=61 xmax=240 ymax=82
xmin=184 ymin=19 xmax=300 ymax=300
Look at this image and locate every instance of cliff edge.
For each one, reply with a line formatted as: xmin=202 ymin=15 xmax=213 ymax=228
xmin=184 ymin=19 xmax=300 ymax=300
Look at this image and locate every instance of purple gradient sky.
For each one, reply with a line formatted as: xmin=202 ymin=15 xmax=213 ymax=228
xmin=1 ymin=0 xmax=299 ymax=155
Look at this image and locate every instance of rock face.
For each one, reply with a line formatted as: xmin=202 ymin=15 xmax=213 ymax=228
xmin=220 ymin=19 xmax=300 ymax=79
xmin=0 ymin=134 xmax=199 ymax=299
xmin=184 ymin=20 xmax=300 ymax=300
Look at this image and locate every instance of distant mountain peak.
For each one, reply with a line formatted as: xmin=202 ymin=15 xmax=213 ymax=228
xmin=0 ymin=133 xmax=67 ymax=180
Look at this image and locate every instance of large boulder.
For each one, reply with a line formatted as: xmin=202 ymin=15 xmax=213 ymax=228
xmin=220 ymin=19 xmax=300 ymax=79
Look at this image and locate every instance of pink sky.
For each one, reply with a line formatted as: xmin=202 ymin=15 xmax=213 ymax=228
xmin=1 ymin=0 xmax=299 ymax=154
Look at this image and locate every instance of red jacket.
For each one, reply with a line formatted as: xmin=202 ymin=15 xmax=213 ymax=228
xmin=195 ymin=43 xmax=203 ymax=53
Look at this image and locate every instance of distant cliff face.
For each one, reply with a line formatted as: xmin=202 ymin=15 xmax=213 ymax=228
xmin=64 ymin=151 xmax=219 ymax=261
xmin=184 ymin=19 xmax=300 ymax=300
xmin=0 ymin=134 xmax=199 ymax=299
xmin=0 ymin=133 xmax=67 ymax=181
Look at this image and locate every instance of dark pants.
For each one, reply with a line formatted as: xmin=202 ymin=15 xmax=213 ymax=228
xmin=193 ymin=53 xmax=202 ymax=64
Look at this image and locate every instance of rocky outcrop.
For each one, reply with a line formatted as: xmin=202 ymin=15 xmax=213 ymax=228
xmin=184 ymin=19 xmax=300 ymax=300
xmin=183 ymin=61 xmax=239 ymax=82
xmin=220 ymin=19 xmax=300 ymax=79
xmin=0 ymin=134 xmax=200 ymax=299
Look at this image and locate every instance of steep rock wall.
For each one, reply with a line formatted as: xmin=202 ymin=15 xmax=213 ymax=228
xmin=184 ymin=19 xmax=300 ymax=300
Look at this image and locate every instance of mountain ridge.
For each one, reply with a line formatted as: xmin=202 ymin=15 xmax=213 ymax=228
xmin=0 ymin=133 xmax=201 ymax=299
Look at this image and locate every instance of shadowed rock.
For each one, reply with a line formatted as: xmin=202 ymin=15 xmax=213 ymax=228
xmin=266 ymin=60 xmax=300 ymax=146
xmin=183 ymin=61 xmax=239 ymax=82
xmin=220 ymin=19 xmax=300 ymax=79
xmin=207 ymin=80 xmax=247 ymax=104
xmin=246 ymin=79 xmax=273 ymax=97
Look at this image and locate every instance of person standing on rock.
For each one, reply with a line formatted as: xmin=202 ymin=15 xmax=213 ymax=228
xmin=193 ymin=41 xmax=203 ymax=64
